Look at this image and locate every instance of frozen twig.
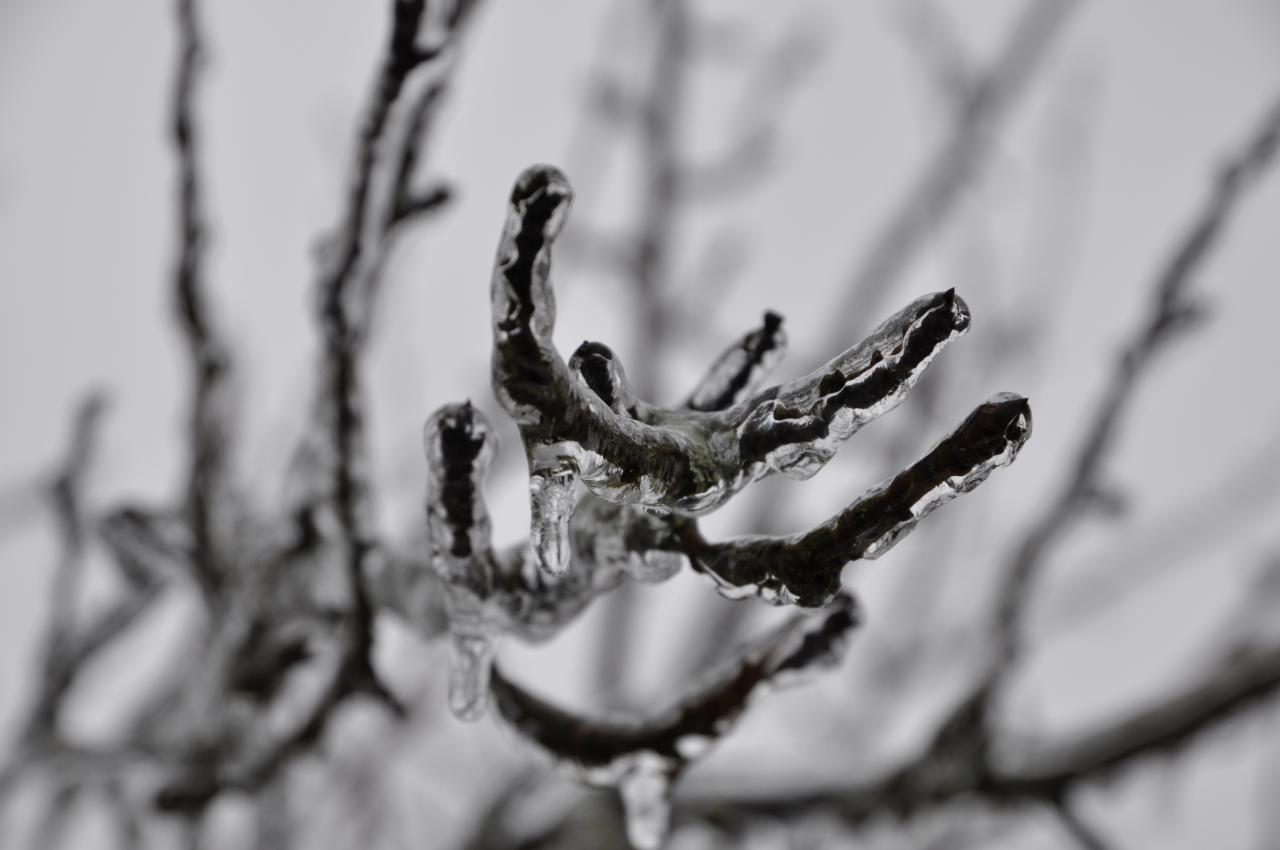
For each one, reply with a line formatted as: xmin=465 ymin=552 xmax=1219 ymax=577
xmin=983 ymin=91 xmax=1280 ymax=695
xmin=682 ymin=311 xmax=787 ymax=412
xmin=421 ymin=401 xmax=625 ymax=719
xmin=492 ymin=166 xmax=972 ymax=576
xmin=490 ymin=593 xmax=860 ymax=849
xmin=676 ymin=393 xmax=1031 ymax=608
xmin=570 ymin=392 xmax=1029 ymax=609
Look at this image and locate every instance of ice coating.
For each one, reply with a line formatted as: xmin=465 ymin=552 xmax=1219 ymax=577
xmin=684 ymin=311 xmax=787 ymax=412
xmin=487 ymin=594 xmax=860 ymax=849
xmin=569 ymin=499 xmax=689 ymax=583
xmin=423 ymin=401 xmax=496 ymax=585
xmin=490 ymin=164 xmax=971 ymax=576
xmin=547 ymin=393 xmax=1031 ymax=612
xmin=419 ymin=165 xmax=1033 ymax=727
xmin=619 ymin=754 xmax=674 ymax=850
xmin=686 ymin=393 xmax=1033 ymax=608
xmin=422 ymin=402 xmax=630 ymax=718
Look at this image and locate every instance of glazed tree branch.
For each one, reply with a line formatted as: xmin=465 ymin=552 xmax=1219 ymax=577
xmin=568 ymin=343 xmax=1030 ymax=607
xmin=489 ymin=594 xmax=860 ymax=850
xmin=421 ymin=312 xmax=790 ymax=719
xmin=491 ymin=165 xmax=975 ymax=576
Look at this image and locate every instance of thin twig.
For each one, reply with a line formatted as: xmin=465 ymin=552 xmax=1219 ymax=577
xmin=25 ymin=391 xmax=108 ymax=737
xmin=172 ymin=0 xmax=231 ymax=599
xmin=1048 ymin=797 xmax=1117 ymax=850
xmin=825 ymin=0 xmax=1082 ymax=345
xmin=983 ymin=91 xmax=1280 ymax=694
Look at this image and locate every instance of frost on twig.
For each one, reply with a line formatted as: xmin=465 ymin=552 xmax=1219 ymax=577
xmin=491 ymin=164 xmax=975 ymax=576
xmin=489 ymin=593 xmax=860 ymax=850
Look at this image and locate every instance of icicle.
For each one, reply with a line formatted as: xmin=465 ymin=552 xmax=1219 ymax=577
xmin=528 ymin=459 xmax=579 ymax=576
xmin=619 ymin=754 xmax=674 ymax=850
xmin=687 ymin=393 xmax=1033 ymax=608
xmin=447 ymin=628 xmax=496 ymax=721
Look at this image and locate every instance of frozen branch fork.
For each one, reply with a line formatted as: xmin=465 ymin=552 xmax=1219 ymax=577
xmin=418 ymin=164 xmax=1031 ymax=847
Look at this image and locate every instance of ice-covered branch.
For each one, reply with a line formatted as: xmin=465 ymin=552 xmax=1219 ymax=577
xmin=995 ymin=641 xmax=1280 ymax=792
xmin=422 ymin=402 xmax=622 ymax=719
xmin=492 ymin=165 xmax=972 ymax=576
xmin=489 ymin=593 xmax=860 ymax=850
xmin=681 ymin=393 xmax=1031 ymax=608
xmin=683 ymin=311 xmax=787 ymax=412
xmin=559 ymin=381 xmax=1030 ymax=610
xmin=565 ymin=311 xmax=789 ymax=586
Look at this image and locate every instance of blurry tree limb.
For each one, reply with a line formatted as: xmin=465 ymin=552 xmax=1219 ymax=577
xmin=982 ymin=90 xmax=1280 ymax=697
xmin=1047 ymin=797 xmax=1117 ymax=850
xmin=171 ymin=0 xmax=231 ymax=600
xmin=1041 ymin=427 xmax=1280 ymax=637
xmin=825 ymin=0 xmax=1082 ymax=346
xmin=589 ymin=0 xmax=691 ymax=707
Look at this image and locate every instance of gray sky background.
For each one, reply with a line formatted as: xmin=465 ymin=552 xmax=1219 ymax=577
xmin=2 ymin=1 xmax=1280 ymax=847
